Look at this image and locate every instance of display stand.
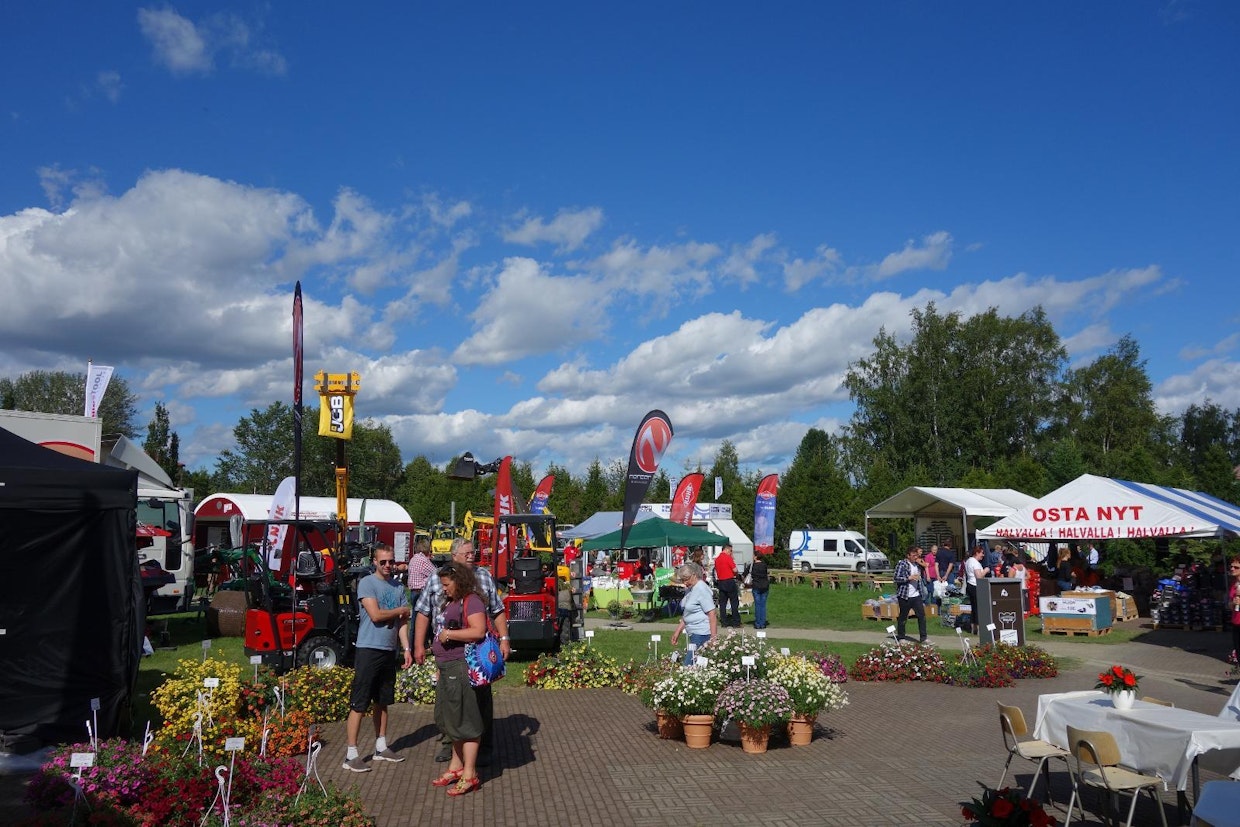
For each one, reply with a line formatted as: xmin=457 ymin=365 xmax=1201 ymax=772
xmin=977 ymin=578 xmax=1025 ymax=646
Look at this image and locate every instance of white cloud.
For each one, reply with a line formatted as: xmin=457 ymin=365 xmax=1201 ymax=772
xmin=1180 ymin=332 xmax=1240 ymax=362
xmin=503 ymin=207 xmax=604 ymax=251
xmin=137 ymin=8 xmax=286 ymax=77
xmin=873 ymin=231 xmax=953 ymax=280
xmin=138 ymin=8 xmax=212 ymax=75
xmin=719 ymin=234 xmax=778 ymax=286
xmin=96 ymin=71 xmax=123 ymax=103
xmin=585 ymin=237 xmax=721 ymax=296
xmin=782 ymin=244 xmax=843 ymax=290
xmin=1154 ymin=358 xmax=1240 ymax=412
xmin=452 ymin=257 xmax=611 ymax=365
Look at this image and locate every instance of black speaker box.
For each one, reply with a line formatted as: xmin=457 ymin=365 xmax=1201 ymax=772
xmin=513 ymin=557 xmax=543 ymax=594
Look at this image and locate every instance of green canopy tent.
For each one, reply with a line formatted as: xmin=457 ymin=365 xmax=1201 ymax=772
xmin=580 ymin=515 xmax=728 ymax=552
xmin=582 ymin=516 xmax=730 ymax=617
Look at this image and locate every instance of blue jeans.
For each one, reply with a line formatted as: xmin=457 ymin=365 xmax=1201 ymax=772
xmin=683 ymin=632 xmax=711 ymax=665
xmin=753 ymin=590 xmax=768 ymax=627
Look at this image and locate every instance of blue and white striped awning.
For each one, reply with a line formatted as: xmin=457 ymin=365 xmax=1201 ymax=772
xmin=978 ymin=474 xmax=1240 ymax=541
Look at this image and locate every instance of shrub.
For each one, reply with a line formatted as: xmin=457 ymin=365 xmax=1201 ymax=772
xmin=698 ymin=629 xmax=777 ymax=682
xmin=973 ymin=643 xmax=1059 ymax=680
xmin=650 ymin=665 xmax=727 ymax=717
xmin=396 ymin=660 xmax=438 ymax=704
xmin=714 ymin=679 xmax=794 ymax=727
xmin=523 ymin=642 xmax=624 ymax=689
xmin=849 ymin=642 xmax=947 ymax=683
xmin=768 ymin=654 xmax=850 ymax=715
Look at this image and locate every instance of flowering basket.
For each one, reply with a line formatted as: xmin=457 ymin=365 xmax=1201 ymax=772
xmin=962 ymin=785 xmax=1056 ymax=827
xmin=1095 ymin=664 xmax=1139 ymax=695
xmin=396 ymin=659 xmax=438 ymax=704
xmin=698 ymin=629 xmax=777 ymax=682
xmin=768 ymin=654 xmax=849 ymax=716
xmin=651 ymin=665 xmax=727 ymax=718
xmin=714 ymin=679 xmax=794 ymax=728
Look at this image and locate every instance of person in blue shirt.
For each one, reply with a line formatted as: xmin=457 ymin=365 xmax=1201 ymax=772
xmin=669 ymin=562 xmax=718 ymax=664
xmin=342 ymin=544 xmax=412 ymax=772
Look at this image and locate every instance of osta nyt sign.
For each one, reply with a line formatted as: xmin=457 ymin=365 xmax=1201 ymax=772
xmin=992 ymin=503 xmax=1197 ymax=540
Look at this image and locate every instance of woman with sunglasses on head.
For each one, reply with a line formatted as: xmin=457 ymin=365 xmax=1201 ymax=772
xmin=430 ymin=561 xmax=487 ymax=796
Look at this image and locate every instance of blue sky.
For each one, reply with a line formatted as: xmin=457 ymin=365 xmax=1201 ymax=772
xmin=1 ymin=2 xmax=1237 ymax=479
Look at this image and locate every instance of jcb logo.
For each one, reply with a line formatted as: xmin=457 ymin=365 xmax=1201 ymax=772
xmin=329 ymin=395 xmax=345 ymax=433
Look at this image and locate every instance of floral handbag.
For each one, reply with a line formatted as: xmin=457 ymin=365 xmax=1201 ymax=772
xmin=464 ymin=607 xmax=506 ymax=687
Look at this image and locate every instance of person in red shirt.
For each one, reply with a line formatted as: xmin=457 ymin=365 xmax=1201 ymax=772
xmin=714 ymin=544 xmax=740 ymax=628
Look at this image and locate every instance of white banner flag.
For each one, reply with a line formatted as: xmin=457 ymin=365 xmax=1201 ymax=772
xmin=714 ymin=475 xmax=723 ymax=499
xmin=84 ymin=364 xmax=114 ymax=418
xmin=265 ymin=476 xmax=297 ymax=570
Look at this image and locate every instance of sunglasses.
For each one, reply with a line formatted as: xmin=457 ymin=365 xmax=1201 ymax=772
xmin=375 ymin=559 xmax=395 ymax=567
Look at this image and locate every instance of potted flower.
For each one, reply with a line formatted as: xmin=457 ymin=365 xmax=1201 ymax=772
xmin=1095 ymin=664 xmax=1140 ymax=710
xmin=700 ymin=629 xmax=777 ymax=683
xmin=651 ymin=666 xmax=726 ymax=748
xmin=714 ymin=679 xmax=794 ymax=754
xmin=768 ymin=655 xmax=850 ymax=745
xmin=962 ymin=785 xmax=1055 ymax=827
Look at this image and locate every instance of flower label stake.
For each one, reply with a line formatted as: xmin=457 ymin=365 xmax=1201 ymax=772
xmin=69 ymin=752 xmax=94 ymax=819
xmin=89 ymin=697 xmax=100 ymax=751
xmin=585 ymin=629 xmax=594 ymax=647
xmin=142 ymin=721 xmax=154 ymax=756
xmin=650 ymin=634 xmax=661 ymax=662
xmin=295 ymin=732 xmax=326 ymax=805
xmin=201 ymin=638 xmax=211 ymax=662
xmin=250 ymin=654 xmax=262 ymax=681
xmin=956 ymin=627 xmax=976 ymax=666
xmin=742 ymin=655 xmax=756 ymax=682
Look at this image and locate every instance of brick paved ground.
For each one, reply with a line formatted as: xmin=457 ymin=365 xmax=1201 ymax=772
xmin=3 ymin=620 xmax=1236 ymax=826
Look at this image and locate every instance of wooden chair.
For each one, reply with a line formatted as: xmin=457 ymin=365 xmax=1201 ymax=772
xmin=1064 ymin=724 xmax=1168 ymax=827
xmin=1141 ymin=696 xmax=1174 ymax=707
xmin=996 ymin=703 xmax=1070 ymax=806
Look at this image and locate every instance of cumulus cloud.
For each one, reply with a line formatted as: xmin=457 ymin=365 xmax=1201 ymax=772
xmin=873 ymin=231 xmax=953 ymax=280
xmin=1154 ymin=358 xmax=1240 ymax=412
xmin=453 ymin=257 xmax=611 ymax=364
xmin=585 ymin=237 xmax=721 ymax=297
xmin=137 ymin=7 xmax=286 ymax=77
xmin=782 ymin=244 xmax=843 ymax=290
xmin=503 ymin=207 xmax=604 ymax=251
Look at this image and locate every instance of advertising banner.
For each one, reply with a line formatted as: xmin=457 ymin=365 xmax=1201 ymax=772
xmin=753 ymin=474 xmax=779 ymax=556
xmin=619 ymin=410 xmax=673 ymax=551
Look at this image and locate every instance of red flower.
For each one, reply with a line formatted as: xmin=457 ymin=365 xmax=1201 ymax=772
xmin=990 ymin=798 xmax=1015 ymax=818
xmin=1100 ymin=674 xmax=1113 ymax=686
xmin=1123 ymin=673 xmax=1136 ymax=687
xmin=1112 ymin=664 xmax=1124 ymax=676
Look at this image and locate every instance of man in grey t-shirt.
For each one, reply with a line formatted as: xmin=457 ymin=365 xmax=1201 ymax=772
xmin=342 ymin=544 xmax=412 ymax=772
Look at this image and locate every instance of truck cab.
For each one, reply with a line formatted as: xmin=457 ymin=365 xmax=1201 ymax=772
xmin=788 ymin=529 xmax=890 ymax=572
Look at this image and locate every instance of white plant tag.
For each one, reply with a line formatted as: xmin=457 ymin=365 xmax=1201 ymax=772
xmin=70 ymin=753 xmax=95 ymax=768
xmin=204 ymin=677 xmax=220 ymax=688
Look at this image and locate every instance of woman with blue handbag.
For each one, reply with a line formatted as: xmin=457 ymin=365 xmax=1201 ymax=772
xmin=429 ymin=562 xmax=487 ymax=796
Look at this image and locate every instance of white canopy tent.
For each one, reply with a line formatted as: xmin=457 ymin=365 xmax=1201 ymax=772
xmin=560 ymin=510 xmax=656 ymax=540
xmin=865 ymin=487 xmax=1038 ymax=559
xmin=977 ymin=474 xmax=1240 ymax=542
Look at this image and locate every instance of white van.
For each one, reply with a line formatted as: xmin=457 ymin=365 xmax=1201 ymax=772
xmin=788 ymin=529 xmax=890 ymax=572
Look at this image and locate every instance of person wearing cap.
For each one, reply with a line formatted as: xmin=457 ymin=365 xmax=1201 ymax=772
xmin=894 ymin=545 xmax=928 ymax=644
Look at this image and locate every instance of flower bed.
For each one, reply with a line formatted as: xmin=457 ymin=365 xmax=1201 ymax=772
xmin=21 ymin=738 xmax=369 ymax=827
xmin=523 ymin=642 xmax=624 ymax=689
xmin=849 ymin=641 xmax=1060 ymax=688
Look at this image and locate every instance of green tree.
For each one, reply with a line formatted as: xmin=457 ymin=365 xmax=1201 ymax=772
xmin=215 ymin=402 xmax=295 ymax=493
xmin=843 ymin=304 xmax=1066 ymax=486
xmin=143 ymin=402 xmax=182 ymax=482
xmin=1056 ymin=335 xmax=1172 ymax=479
xmin=779 ymin=428 xmax=856 ymax=543
xmin=395 ymin=455 xmax=453 ymax=526
xmin=1 ymin=369 xmax=140 ymax=438
xmin=581 ymin=459 xmax=609 ymax=516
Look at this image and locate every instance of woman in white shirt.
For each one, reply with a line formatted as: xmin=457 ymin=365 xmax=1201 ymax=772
xmin=963 ymin=546 xmax=988 ymax=633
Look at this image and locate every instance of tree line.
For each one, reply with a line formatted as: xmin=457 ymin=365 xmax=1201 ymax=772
xmin=5 ymin=303 xmax=1238 ymax=572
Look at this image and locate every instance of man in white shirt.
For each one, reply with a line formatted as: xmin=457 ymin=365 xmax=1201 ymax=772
xmin=1087 ymin=544 xmax=1100 ymax=570
xmin=963 ymin=545 xmax=988 ymax=634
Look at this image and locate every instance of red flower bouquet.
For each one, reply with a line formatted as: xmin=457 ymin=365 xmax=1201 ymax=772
xmin=962 ymin=786 xmax=1056 ymax=827
xmin=1095 ymin=664 xmax=1140 ymax=695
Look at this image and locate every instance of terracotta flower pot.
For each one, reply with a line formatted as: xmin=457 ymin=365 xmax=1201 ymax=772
xmin=787 ymin=714 xmax=816 ymax=746
xmin=682 ymin=714 xmax=714 ymax=749
xmin=738 ymin=722 xmax=770 ymax=754
xmin=655 ymin=710 xmax=683 ymax=740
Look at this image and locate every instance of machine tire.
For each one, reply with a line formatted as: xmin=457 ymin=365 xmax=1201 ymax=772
xmin=800 ymin=561 xmax=811 ymax=572
xmin=298 ymin=635 xmax=345 ymax=669
xmin=856 ymin=563 xmax=866 ymax=573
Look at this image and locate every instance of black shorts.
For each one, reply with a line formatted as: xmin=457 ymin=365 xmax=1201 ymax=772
xmin=349 ymin=647 xmax=397 ymax=712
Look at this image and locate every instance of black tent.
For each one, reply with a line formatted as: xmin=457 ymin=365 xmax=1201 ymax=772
xmin=0 ymin=426 xmax=140 ymax=751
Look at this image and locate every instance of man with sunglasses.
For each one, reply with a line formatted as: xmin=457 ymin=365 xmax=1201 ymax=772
xmin=343 ymin=543 xmax=413 ymax=772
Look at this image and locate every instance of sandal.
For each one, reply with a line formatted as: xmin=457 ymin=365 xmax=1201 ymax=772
xmin=446 ymin=776 xmax=480 ymax=797
xmin=431 ymin=768 xmax=463 ymax=787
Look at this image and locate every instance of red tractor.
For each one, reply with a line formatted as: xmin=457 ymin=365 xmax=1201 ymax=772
xmin=241 ymin=519 xmax=376 ymax=671
xmin=492 ymin=513 xmax=563 ymax=653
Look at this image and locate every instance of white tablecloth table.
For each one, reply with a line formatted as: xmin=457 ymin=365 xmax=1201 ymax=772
xmin=1034 ymin=690 xmax=1240 ymax=793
